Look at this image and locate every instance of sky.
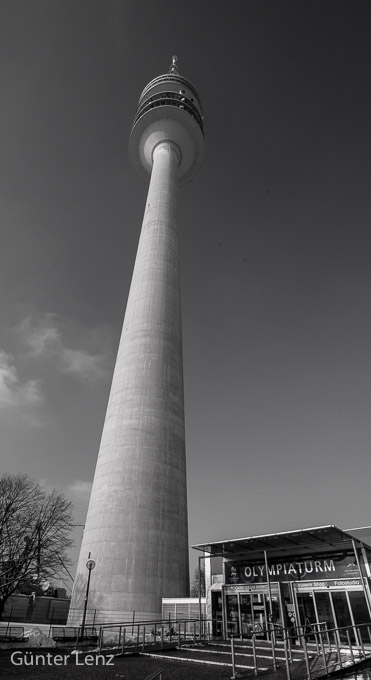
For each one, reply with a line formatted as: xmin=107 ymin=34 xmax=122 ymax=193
xmin=0 ymin=0 xmax=371 ymax=590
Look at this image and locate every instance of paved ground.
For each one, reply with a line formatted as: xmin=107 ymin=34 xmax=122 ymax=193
xmin=2 ymin=640 xmax=371 ymax=680
xmin=1 ymin=648 xmax=370 ymax=680
xmin=0 ymin=651 xmax=231 ymax=680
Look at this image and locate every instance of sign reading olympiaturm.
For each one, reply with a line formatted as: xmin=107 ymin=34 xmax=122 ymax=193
xmin=225 ymin=554 xmax=360 ymax=584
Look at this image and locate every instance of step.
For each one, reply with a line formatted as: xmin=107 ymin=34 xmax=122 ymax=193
xmin=206 ymin=641 xmax=311 ymax=659
xmin=143 ymin=648 xmax=268 ymax=671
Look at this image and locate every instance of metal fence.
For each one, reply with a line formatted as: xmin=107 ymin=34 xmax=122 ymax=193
xmin=67 ymin=608 xmax=98 ymax=626
xmin=97 ymin=617 xmax=205 ymax=653
xmin=92 ymin=616 xmax=371 ymax=678
xmin=229 ymin=620 xmax=371 ymax=680
xmin=44 ymin=614 xmax=371 ymax=680
xmin=2 ymin=599 xmax=69 ymax=625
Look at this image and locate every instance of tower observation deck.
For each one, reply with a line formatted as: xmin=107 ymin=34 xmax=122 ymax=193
xmin=129 ymin=55 xmax=204 ymax=185
xmin=68 ymin=58 xmax=204 ymax=623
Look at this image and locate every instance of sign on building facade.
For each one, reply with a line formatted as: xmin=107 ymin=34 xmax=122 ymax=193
xmin=225 ymin=553 xmax=360 ymax=585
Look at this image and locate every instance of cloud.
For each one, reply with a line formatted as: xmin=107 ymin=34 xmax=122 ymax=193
xmin=21 ymin=313 xmax=60 ymax=355
xmin=68 ymin=479 xmax=93 ymax=495
xmin=17 ymin=313 xmax=112 ymax=381
xmin=40 ymin=477 xmax=92 ymax=500
xmin=0 ymin=349 xmax=43 ymax=411
xmin=58 ymin=348 xmax=108 ymax=380
xmin=67 ymin=479 xmax=93 ymax=500
xmin=39 ymin=477 xmax=92 ymax=510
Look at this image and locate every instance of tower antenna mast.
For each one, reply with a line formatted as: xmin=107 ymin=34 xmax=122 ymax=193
xmin=169 ymin=55 xmax=179 ymax=74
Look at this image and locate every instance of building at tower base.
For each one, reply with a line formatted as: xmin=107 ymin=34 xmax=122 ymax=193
xmin=193 ymin=525 xmax=371 ymax=640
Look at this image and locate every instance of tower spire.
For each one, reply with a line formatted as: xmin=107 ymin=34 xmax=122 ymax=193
xmin=169 ymin=55 xmax=179 ymax=74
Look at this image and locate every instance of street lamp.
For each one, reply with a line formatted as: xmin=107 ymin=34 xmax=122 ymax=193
xmin=81 ymin=553 xmax=95 ymax=637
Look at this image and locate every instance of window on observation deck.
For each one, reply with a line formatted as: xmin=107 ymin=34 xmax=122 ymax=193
xmin=133 ymin=91 xmax=204 ymax=135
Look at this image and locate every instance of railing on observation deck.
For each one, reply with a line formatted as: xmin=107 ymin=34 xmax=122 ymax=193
xmin=132 ymin=91 xmax=205 ymax=134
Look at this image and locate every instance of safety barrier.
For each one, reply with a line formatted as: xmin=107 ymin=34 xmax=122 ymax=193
xmin=46 ymin=617 xmax=204 ymax=651
xmin=230 ymin=620 xmax=371 ymax=679
xmin=51 ymin=624 xmax=98 ymax=648
xmin=97 ymin=617 xmax=205 ymax=653
xmin=50 ymin=614 xmax=371 ymax=680
xmin=0 ymin=625 xmax=28 ymax=643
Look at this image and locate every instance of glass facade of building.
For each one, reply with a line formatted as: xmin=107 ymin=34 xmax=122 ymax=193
xmin=194 ymin=525 xmax=371 ymax=642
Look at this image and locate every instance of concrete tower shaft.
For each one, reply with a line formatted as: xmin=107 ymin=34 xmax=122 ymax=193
xmin=69 ymin=60 xmax=204 ymax=623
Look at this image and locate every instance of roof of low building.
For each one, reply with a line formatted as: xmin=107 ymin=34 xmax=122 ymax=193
xmin=192 ymin=524 xmax=371 ymax=561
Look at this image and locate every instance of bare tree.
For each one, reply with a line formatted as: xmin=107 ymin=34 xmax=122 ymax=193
xmin=0 ymin=473 xmax=74 ymax=618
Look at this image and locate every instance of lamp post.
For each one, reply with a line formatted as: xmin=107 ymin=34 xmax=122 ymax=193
xmin=81 ymin=553 xmax=95 ymax=637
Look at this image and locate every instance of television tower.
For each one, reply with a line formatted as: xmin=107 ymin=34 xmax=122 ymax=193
xmin=69 ymin=57 xmax=204 ymax=622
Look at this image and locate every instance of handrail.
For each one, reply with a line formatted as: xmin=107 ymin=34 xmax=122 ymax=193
xmin=282 ymin=620 xmax=364 ymax=639
xmin=91 ymin=616 xmax=371 ymax=680
xmin=308 ymin=621 xmax=368 ymax=636
xmin=143 ymin=671 xmax=163 ymax=680
xmin=132 ymin=94 xmax=205 ymax=134
xmin=272 ymin=620 xmax=327 ymax=628
xmin=246 ymin=621 xmax=371 ymax=680
xmin=99 ymin=617 xmax=200 ymax=629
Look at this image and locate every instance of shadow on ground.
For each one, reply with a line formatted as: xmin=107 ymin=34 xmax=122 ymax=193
xmin=0 ymin=651 xmax=230 ymax=680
